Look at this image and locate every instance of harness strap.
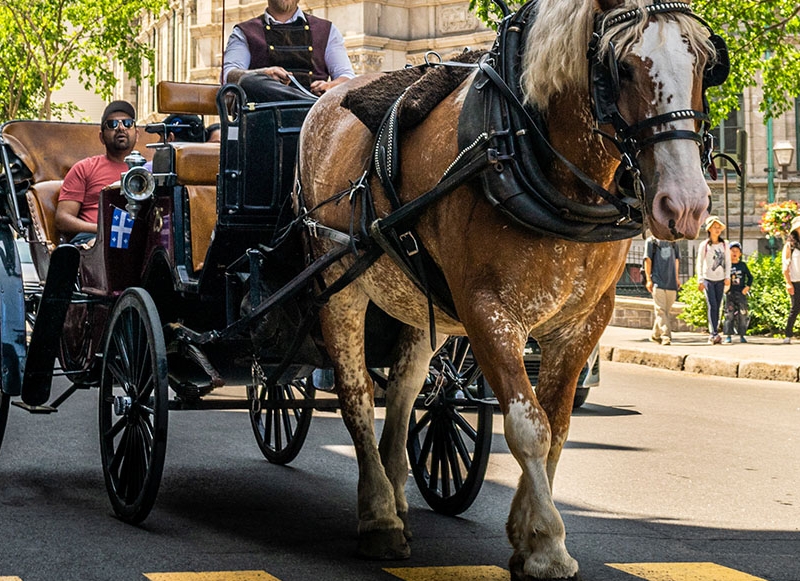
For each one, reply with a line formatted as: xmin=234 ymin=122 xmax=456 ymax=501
xmin=477 ymin=59 xmax=642 ymax=222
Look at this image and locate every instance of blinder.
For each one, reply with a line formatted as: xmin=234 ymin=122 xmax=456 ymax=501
xmin=704 ymin=33 xmax=730 ymax=88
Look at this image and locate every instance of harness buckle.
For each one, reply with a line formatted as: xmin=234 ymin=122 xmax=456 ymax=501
xmin=304 ymin=218 xmax=319 ymax=238
xmin=399 ymin=231 xmax=420 ymax=256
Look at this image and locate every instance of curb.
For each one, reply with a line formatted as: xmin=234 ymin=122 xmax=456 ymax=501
xmin=600 ymin=345 xmax=800 ymax=383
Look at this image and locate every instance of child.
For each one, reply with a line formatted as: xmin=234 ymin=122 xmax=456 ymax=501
xmin=723 ymin=241 xmax=752 ymax=343
xmin=696 ymin=215 xmax=731 ymax=344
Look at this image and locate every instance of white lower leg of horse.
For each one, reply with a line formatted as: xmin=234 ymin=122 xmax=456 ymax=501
xmin=504 ymin=399 xmax=578 ymax=579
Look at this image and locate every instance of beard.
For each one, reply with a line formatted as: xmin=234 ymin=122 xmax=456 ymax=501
xmin=104 ymin=132 xmax=134 ymax=153
xmin=269 ymin=0 xmax=298 ymax=15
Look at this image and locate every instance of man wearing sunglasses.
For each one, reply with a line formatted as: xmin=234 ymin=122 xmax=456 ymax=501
xmin=56 ymin=100 xmax=140 ymax=244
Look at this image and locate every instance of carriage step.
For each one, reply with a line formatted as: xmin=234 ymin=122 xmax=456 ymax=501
xmin=11 ymin=401 xmax=58 ymax=414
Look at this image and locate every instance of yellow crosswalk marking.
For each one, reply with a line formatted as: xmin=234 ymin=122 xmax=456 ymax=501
xmin=0 ymin=577 xmax=23 ymax=581
xmin=608 ymin=562 xmax=769 ymax=581
xmin=144 ymin=572 xmax=280 ymax=581
xmin=384 ymin=565 xmax=510 ymax=581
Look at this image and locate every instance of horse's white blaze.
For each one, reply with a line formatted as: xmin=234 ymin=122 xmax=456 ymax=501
xmin=635 ymin=21 xmax=711 ymax=235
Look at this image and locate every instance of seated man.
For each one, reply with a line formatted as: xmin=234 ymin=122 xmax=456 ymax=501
xmin=55 ymin=100 xmax=140 ymax=245
xmin=143 ymin=113 xmax=205 ymax=171
xmin=222 ymin=0 xmax=354 ymax=101
xmin=153 ymin=113 xmax=205 ymax=143
xmin=205 ymin=123 xmax=221 ymax=143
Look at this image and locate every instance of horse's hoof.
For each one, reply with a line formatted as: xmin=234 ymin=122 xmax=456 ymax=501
xmin=509 ymin=554 xmax=581 ymax=581
xmin=357 ymin=528 xmax=411 ymax=560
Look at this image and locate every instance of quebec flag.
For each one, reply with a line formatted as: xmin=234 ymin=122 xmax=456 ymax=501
xmin=109 ymin=207 xmax=134 ymax=249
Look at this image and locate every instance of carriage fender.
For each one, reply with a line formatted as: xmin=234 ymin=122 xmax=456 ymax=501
xmin=0 ymin=224 xmax=27 ymax=396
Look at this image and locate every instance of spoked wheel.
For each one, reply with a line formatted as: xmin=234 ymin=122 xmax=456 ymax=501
xmin=407 ymin=336 xmax=494 ymax=515
xmin=247 ymin=367 xmax=315 ymax=465
xmin=98 ymin=288 xmax=168 ymax=524
xmin=0 ymin=391 xmax=9 ymax=454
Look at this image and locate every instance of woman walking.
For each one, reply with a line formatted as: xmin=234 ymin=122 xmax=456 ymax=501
xmin=781 ymin=216 xmax=800 ymax=344
xmin=697 ymin=215 xmax=731 ymax=344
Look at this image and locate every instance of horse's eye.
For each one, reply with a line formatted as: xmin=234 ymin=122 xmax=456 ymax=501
xmin=618 ymin=62 xmax=634 ymax=81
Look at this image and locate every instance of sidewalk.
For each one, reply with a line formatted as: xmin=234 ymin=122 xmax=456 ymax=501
xmin=600 ymin=325 xmax=800 ymax=383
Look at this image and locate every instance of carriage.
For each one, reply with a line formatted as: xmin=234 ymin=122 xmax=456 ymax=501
xmin=0 ymin=79 xmax=530 ymax=524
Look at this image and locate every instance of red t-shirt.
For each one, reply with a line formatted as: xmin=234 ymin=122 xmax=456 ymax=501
xmin=59 ymin=155 xmax=129 ymax=224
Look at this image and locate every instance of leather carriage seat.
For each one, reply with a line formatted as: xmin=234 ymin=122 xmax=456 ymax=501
xmin=26 ymin=180 xmax=65 ymax=250
xmin=171 ymin=142 xmax=220 ymax=186
xmin=168 ymin=143 xmax=220 ymax=272
xmin=154 ymin=81 xmax=221 ymax=272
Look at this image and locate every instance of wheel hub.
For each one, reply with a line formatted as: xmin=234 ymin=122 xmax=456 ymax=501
xmin=113 ymin=395 xmax=133 ymax=416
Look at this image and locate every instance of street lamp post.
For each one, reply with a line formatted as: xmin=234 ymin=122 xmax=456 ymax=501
xmin=774 ymin=140 xmax=795 ymax=180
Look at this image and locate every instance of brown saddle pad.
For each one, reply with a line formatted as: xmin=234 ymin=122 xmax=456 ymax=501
xmin=341 ymin=50 xmax=485 ymax=134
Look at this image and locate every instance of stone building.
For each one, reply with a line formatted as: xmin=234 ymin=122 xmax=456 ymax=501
xmin=116 ymin=0 xmax=799 ymax=260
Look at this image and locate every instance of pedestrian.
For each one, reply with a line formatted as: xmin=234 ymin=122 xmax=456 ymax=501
xmin=643 ymin=234 xmax=681 ymax=345
xmin=781 ymin=216 xmax=800 ymax=344
xmin=696 ymin=215 xmax=731 ymax=344
xmin=723 ymin=241 xmax=752 ymax=343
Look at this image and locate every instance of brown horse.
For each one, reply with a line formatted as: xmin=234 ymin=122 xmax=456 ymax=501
xmin=296 ymin=0 xmax=719 ymax=578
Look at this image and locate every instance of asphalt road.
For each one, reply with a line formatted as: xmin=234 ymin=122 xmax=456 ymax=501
xmin=0 ymin=362 xmax=798 ymax=581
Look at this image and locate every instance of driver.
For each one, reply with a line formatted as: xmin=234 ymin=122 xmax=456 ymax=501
xmin=221 ymin=0 xmax=354 ymax=101
xmin=55 ymin=100 xmax=139 ymax=245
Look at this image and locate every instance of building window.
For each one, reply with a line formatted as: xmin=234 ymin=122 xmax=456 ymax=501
xmin=709 ymin=94 xmax=744 ymax=175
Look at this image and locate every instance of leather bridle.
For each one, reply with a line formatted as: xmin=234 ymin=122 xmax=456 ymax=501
xmin=587 ymin=1 xmax=730 ymax=208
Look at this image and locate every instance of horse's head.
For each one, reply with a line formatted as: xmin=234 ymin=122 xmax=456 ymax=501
xmin=590 ymin=0 xmax=728 ymax=240
xmin=520 ymin=0 xmax=727 ymax=241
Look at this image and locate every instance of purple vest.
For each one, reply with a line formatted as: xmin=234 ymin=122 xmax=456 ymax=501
xmin=236 ymin=13 xmax=332 ymax=88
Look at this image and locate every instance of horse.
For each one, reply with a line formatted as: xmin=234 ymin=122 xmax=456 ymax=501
xmin=295 ymin=0 xmax=723 ymax=578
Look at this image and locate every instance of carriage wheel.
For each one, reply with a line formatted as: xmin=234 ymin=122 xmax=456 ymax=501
xmin=98 ymin=288 xmax=168 ymax=524
xmin=0 ymin=391 xmax=9 ymax=454
xmin=247 ymin=373 xmax=314 ymax=465
xmin=407 ymin=337 xmax=493 ymax=516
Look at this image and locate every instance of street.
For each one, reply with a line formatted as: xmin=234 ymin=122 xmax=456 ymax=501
xmin=1 ymin=362 xmax=798 ymax=581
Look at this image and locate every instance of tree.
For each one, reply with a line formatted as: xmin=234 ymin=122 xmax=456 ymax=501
xmin=0 ymin=0 xmax=168 ymax=122
xmin=468 ymin=0 xmax=800 ymax=125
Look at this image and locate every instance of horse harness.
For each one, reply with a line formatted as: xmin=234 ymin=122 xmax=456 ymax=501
xmin=300 ymin=0 xmax=730 ymax=346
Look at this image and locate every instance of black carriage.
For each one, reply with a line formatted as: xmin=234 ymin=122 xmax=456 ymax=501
xmin=0 ymin=82 xmax=503 ymax=522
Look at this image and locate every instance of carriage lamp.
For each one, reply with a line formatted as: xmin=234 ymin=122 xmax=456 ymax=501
xmin=121 ymin=150 xmax=155 ymax=219
xmin=773 ymin=140 xmax=795 ymax=180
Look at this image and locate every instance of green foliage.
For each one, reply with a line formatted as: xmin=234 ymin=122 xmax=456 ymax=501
xmin=0 ymin=0 xmax=167 ymax=122
xmin=695 ymin=0 xmax=800 ymax=123
xmin=678 ymin=253 xmax=792 ymax=336
xmin=467 ymin=0 xmax=800 ymax=124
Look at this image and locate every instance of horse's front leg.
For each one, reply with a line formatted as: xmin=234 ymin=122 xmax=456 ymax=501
xmin=465 ymin=315 xmax=578 ymax=581
xmin=378 ymin=326 xmax=443 ymax=540
xmin=318 ymin=287 xmax=409 ymax=560
xmin=537 ymin=290 xmax=615 ymax=486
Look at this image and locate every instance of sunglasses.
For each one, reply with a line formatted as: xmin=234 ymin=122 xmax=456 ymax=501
xmin=103 ymin=118 xmax=135 ymax=130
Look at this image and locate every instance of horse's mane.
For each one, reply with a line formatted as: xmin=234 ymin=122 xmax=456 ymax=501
xmin=521 ymin=0 xmax=715 ymax=110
